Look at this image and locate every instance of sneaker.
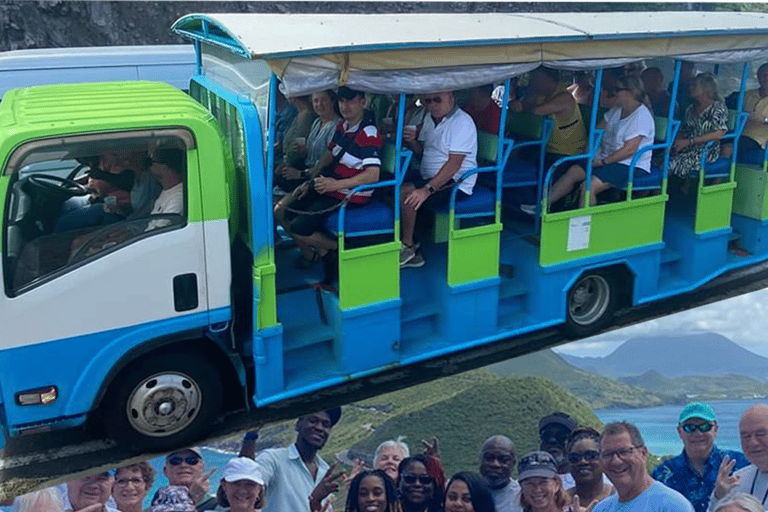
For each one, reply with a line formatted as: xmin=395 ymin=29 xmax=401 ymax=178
xmin=520 ymin=204 xmax=536 ymax=215
xmin=400 ymin=243 xmax=425 ymax=268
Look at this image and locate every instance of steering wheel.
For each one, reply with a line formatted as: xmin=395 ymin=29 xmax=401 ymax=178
xmin=26 ymin=174 xmax=89 ymax=199
xmin=66 ymin=163 xmax=91 ymax=182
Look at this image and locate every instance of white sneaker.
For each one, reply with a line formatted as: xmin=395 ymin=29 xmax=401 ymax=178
xmin=520 ymin=204 xmax=536 ymax=215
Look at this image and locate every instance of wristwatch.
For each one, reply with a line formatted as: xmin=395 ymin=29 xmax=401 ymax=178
xmin=426 ymin=183 xmax=436 ymax=194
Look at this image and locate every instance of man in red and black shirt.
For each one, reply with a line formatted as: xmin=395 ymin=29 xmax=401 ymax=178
xmin=288 ymin=86 xmax=382 ymax=267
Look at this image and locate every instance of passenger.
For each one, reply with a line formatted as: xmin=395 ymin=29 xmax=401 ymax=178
xmin=397 ymin=455 xmax=444 ymax=512
xmin=593 ymin=422 xmax=693 ymax=512
xmin=538 ymin=412 xmax=578 ymax=482
xmin=738 ymin=63 xmax=768 ymax=161
xmin=277 ymin=90 xmax=341 ymax=193
xmin=566 ymin=428 xmax=614 ymax=508
xmin=548 ymin=75 xmax=655 ymax=208
xmin=444 ymin=472 xmax=497 ymax=512
xmin=599 ymin=68 xmax=624 ymax=110
xmin=374 ymin=437 xmax=411 ymax=482
xmin=652 ymin=403 xmax=747 ymax=512
xmin=284 ymin=86 xmax=381 ymax=272
xmin=148 ymin=147 xmax=185 ymax=216
xmin=479 ymin=435 xmax=521 ymax=512
xmin=710 ymin=404 xmax=768 ymax=510
xmin=257 ymin=408 xmax=344 ymax=512
xmin=669 ymin=73 xmax=728 ymax=191
xmin=512 ymin=67 xmax=588 ymax=167
xmin=382 ymin=95 xmax=427 ymax=140
xmin=517 ymin=451 xmax=569 ymax=512
xmin=712 ymin=493 xmax=764 ymax=512
xmin=11 ymin=488 xmax=65 ymax=512
xmin=112 ymin=462 xmax=155 ymax=512
xmin=400 ymin=89 xmax=477 ymax=268
xmin=344 ymin=469 xmax=398 ymax=512
xmin=215 ymin=457 xmax=264 ymax=512
xmin=123 ymin=150 xmax=162 ymax=219
xmin=274 ymin=89 xmax=298 ymax=161
xmin=278 ymin=95 xmax=318 ymax=170
xmin=568 ymin=71 xmax=595 ymax=106
xmin=463 ymin=84 xmax=502 ymax=133
xmin=65 ymin=472 xmax=119 ymax=512
xmin=669 ymin=61 xmax=697 ymax=118
xmin=54 ymin=152 xmax=134 ymax=232
xmin=152 ymin=448 xmax=217 ymax=511
xmin=641 ymin=67 xmax=672 ymax=116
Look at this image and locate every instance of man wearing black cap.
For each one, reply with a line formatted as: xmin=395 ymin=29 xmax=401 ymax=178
xmin=255 ymin=408 xmax=344 ymax=512
xmin=539 ymin=412 xmax=578 ymax=483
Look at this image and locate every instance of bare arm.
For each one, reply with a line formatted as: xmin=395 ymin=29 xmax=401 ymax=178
xmin=429 ymin=153 xmax=466 ymax=190
xmin=313 ymin=166 xmax=380 ymax=195
xmin=530 ymin=91 xmax=576 ymax=117
xmin=306 ymin=151 xmax=335 ymax=178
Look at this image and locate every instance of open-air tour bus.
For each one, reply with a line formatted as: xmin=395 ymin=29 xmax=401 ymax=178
xmin=171 ymin=11 xmax=768 ymax=406
xmin=3 ymin=11 xmax=768 ymax=458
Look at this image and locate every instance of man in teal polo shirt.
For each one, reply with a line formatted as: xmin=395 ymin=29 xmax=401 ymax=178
xmin=652 ymin=402 xmax=748 ymax=512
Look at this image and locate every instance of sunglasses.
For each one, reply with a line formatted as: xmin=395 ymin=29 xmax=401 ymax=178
xmin=681 ymin=422 xmax=715 ymax=433
xmin=168 ymin=456 xmax=201 ymax=466
xmin=567 ymin=450 xmax=600 ymax=464
xmin=402 ymin=474 xmax=434 ymax=485
xmin=422 ymin=96 xmax=443 ymax=105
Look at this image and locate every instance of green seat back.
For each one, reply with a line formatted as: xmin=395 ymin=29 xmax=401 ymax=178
xmin=380 ymin=141 xmax=397 ymax=176
xmin=654 ymin=116 xmax=669 ymax=142
xmin=506 ymin=111 xmax=545 ymax=140
xmin=477 ymin=130 xmax=500 ymax=164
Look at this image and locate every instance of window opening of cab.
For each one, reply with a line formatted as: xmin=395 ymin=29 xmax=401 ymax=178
xmin=3 ymin=131 xmax=191 ymax=296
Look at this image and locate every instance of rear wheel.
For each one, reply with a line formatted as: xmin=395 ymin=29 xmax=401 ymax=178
xmin=101 ymin=351 xmax=223 ymax=451
xmin=563 ymin=270 xmax=617 ymax=338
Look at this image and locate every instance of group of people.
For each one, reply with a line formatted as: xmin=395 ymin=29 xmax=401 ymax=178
xmin=267 ymin=62 xmax=768 ymax=278
xmin=13 ymin=400 xmax=768 ymax=512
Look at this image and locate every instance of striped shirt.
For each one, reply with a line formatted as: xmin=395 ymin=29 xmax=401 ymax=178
xmin=326 ymin=111 xmax=382 ymax=204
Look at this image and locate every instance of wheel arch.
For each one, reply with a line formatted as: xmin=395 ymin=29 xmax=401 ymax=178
xmin=66 ymin=326 xmax=244 ymax=421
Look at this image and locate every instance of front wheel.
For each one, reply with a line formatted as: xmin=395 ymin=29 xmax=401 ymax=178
xmin=101 ymin=351 xmax=223 ymax=451
xmin=562 ymin=271 xmax=617 ymax=338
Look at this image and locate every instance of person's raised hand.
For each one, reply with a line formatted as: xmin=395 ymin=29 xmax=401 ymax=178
xmin=188 ymin=468 xmax=216 ymax=503
xmin=343 ymin=459 xmax=366 ymax=486
xmin=310 ymin=462 xmax=344 ymax=506
xmin=421 ymin=436 xmax=441 ymax=459
xmin=714 ymin=455 xmax=739 ymax=500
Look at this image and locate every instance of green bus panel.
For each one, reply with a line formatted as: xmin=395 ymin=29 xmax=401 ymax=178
xmin=732 ymin=164 xmax=768 ymax=221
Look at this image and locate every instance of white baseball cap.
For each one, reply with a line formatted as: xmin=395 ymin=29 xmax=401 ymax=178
xmin=222 ymin=457 xmax=264 ymax=485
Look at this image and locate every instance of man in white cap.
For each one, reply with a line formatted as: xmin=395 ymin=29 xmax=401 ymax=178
xmin=218 ymin=457 xmax=265 ymax=512
xmin=593 ymin=421 xmax=693 ymax=512
xmin=711 ymin=404 xmax=768 ymax=510
xmin=653 ymin=402 xmax=748 ymax=512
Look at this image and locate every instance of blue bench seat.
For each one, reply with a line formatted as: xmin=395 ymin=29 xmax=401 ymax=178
xmin=502 ymin=157 xmax=538 ymax=187
xmin=429 ymin=186 xmax=495 ymax=216
xmin=693 ymin=157 xmax=731 ymax=179
xmin=324 ymin=198 xmax=394 ymax=236
xmin=631 ymin=165 xmax=664 ymax=190
xmin=737 ymin=148 xmax=766 ymax=167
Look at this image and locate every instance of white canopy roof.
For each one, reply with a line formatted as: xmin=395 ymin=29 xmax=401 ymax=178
xmin=173 ymin=11 xmax=768 ymax=96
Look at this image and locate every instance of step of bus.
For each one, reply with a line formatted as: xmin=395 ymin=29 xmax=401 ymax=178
xmin=282 ymin=322 xmax=336 ymax=352
xmin=498 ymin=309 xmax=534 ymax=331
xmin=401 ymin=301 xmax=442 ymax=323
xmin=660 ymin=247 xmax=682 ymax=264
xmin=729 ymin=230 xmax=742 ymax=242
xmin=499 ymin=277 xmax=528 ymax=299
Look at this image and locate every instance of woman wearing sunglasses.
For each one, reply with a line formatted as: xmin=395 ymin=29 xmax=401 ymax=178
xmin=566 ymin=428 xmax=613 ymax=512
xmin=345 ymin=469 xmax=398 ymax=512
xmin=397 ymin=455 xmax=445 ymax=512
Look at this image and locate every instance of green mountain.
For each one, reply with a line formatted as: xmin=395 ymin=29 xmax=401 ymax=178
xmin=620 ymin=370 xmax=768 ymax=400
xmin=485 ymin=349 xmax=674 ymax=409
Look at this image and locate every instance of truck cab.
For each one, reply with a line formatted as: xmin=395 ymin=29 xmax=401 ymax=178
xmin=0 ymin=81 xmax=239 ymax=449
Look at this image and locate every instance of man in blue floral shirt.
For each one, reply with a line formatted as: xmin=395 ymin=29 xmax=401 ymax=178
xmin=652 ymin=402 xmax=749 ymax=512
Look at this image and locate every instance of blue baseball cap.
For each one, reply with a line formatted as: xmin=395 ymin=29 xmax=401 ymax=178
xmin=679 ymin=402 xmax=716 ymax=423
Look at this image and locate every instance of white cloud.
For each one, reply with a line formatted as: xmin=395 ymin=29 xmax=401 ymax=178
xmin=552 ymin=288 xmax=768 ymax=358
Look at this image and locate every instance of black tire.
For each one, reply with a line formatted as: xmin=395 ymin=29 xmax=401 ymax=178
xmin=101 ymin=351 xmax=223 ymax=451
xmin=562 ymin=270 xmax=617 ymax=339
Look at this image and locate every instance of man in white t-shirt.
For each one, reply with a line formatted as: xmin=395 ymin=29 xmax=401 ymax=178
xmin=400 ymin=90 xmax=477 ymax=268
xmin=147 ymin=147 xmax=184 ymax=230
xmin=593 ymin=421 xmax=693 ymax=512
xmin=480 ymin=435 xmax=523 ymax=512
xmin=709 ymin=404 xmax=768 ymax=511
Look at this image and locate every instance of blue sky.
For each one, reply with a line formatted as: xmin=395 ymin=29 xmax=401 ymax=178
xmin=552 ymin=288 xmax=768 ymax=359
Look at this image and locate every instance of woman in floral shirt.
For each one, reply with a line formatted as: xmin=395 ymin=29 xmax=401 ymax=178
xmin=669 ymin=73 xmax=728 ymax=190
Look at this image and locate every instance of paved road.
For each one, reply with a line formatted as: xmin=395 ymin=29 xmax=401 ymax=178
xmin=2 ymin=260 xmax=768 ymax=500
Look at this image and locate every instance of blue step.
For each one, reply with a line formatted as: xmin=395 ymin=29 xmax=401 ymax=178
xmin=401 ymin=301 xmax=442 ymax=323
xmin=661 ymin=247 xmax=681 ymax=264
xmin=499 ymin=278 xmax=528 ymax=299
xmin=283 ymin=323 xmax=336 ymax=352
xmin=729 ymin=230 xmax=741 ymax=242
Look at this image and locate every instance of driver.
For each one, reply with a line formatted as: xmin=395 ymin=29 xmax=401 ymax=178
xmin=54 ymin=151 xmax=134 ymax=232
